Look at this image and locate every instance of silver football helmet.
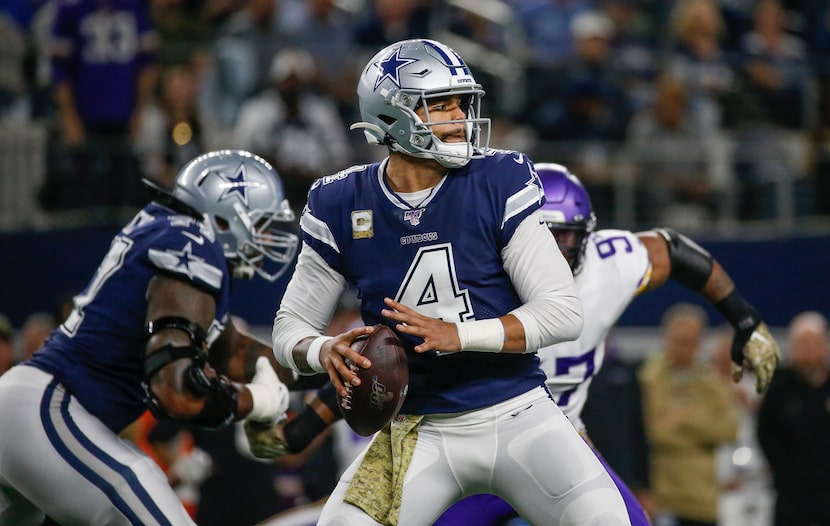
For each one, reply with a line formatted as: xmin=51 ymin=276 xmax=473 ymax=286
xmin=172 ymin=150 xmax=298 ymax=282
xmin=352 ymin=38 xmax=491 ymax=168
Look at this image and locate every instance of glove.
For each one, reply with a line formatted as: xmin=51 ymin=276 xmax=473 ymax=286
xmin=730 ymin=321 xmax=780 ymax=394
xmin=244 ymin=419 xmax=290 ymax=459
xmin=169 ymin=447 xmax=212 ymax=485
xmin=245 ymin=357 xmax=290 ymax=422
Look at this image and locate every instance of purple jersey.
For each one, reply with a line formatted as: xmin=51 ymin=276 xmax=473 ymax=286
xmin=301 ymin=149 xmax=547 ymax=415
xmin=50 ymin=0 xmax=157 ymax=127
xmin=28 ymin=203 xmax=231 ymax=433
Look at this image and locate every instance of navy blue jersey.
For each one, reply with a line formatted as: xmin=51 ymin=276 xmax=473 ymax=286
xmin=28 ymin=203 xmax=231 ymax=433
xmin=301 ymin=150 xmax=548 ymax=414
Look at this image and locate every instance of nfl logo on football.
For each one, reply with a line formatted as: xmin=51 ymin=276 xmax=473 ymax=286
xmin=404 ymin=209 xmax=423 ymax=226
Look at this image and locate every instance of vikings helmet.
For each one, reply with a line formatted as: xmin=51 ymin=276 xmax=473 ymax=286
xmin=537 ymin=163 xmax=597 ymax=274
xmin=172 ymin=150 xmax=298 ymax=282
xmin=352 ymin=38 xmax=490 ymax=168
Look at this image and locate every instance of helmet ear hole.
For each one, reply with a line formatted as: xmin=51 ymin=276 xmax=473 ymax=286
xmin=215 ymin=216 xmax=230 ymax=232
xmin=378 ymin=114 xmax=396 ymax=125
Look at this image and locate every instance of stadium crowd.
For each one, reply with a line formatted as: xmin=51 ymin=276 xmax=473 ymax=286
xmin=0 ymin=0 xmax=829 ymax=228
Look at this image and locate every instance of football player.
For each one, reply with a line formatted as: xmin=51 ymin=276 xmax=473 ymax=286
xmin=435 ymin=163 xmax=780 ymax=524
xmin=271 ymin=38 xmax=633 ymax=525
xmin=253 ymin=164 xmax=781 ymax=525
xmin=0 ymin=150 xmax=298 ymax=525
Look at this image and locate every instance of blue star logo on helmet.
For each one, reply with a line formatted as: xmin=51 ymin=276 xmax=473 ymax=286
xmin=218 ymin=163 xmax=249 ymax=206
xmin=373 ymin=47 xmax=417 ymax=91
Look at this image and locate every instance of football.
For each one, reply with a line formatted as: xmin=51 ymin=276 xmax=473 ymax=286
xmin=336 ymin=324 xmax=409 ymax=436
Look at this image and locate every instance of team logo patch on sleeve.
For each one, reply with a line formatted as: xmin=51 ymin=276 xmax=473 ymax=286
xmin=352 ymin=210 xmax=374 ymax=239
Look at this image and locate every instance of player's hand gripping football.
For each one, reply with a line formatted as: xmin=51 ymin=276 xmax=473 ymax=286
xmin=731 ymin=321 xmax=780 ymax=394
xmin=318 ymin=326 xmax=374 ymax=397
xmin=244 ymin=419 xmax=289 ymax=459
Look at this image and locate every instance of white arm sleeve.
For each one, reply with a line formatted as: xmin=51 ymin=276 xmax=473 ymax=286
xmin=502 ymin=211 xmax=583 ymax=352
xmin=272 ymin=241 xmax=348 ymax=371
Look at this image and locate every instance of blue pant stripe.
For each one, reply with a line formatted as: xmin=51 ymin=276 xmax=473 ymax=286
xmin=40 ymin=379 xmax=172 ymax=526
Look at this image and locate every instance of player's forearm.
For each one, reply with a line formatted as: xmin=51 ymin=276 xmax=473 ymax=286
xmin=282 ymin=384 xmax=341 ymax=453
xmin=272 ymin=243 xmax=346 ymax=372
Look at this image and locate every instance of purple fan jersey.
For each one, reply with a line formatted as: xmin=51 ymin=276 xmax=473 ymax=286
xmin=50 ymin=0 xmax=158 ymax=128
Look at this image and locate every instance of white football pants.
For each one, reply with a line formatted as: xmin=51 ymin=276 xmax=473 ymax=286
xmin=319 ymin=386 xmax=632 ymax=526
xmin=0 ymin=365 xmax=196 ymax=526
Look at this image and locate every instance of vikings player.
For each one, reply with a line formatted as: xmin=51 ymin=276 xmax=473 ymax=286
xmin=272 ymin=38 xmax=633 ymax=525
xmin=0 ymin=150 xmax=297 ymax=525
xmin=434 ymin=163 xmax=780 ymax=524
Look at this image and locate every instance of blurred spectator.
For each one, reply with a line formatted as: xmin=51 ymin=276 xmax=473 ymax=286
xmin=353 ymin=0 xmax=430 ymax=54
xmin=136 ymin=61 xmax=206 ymax=189
xmin=757 ymin=310 xmax=830 ymax=526
xmin=709 ymin=327 xmax=773 ymax=526
xmin=508 ymin=0 xmax=593 ymax=72
xmin=0 ymin=313 xmax=14 ymax=376
xmin=639 ymin=303 xmax=739 ymax=526
xmin=201 ymin=0 xmax=287 ymax=130
xmin=663 ymin=0 xmax=737 ymax=133
xmin=40 ymin=0 xmax=159 ymax=212
xmin=19 ymin=311 xmax=56 ymax=362
xmin=531 ymin=10 xmax=634 ymax=226
xmin=233 ymin=47 xmax=351 ymax=211
xmin=0 ymin=13 xmax=29 ymax=122
xmin=581 ymin=340 xmax=655 ymax=518
xmin=735 ymin=0 xmax=812 ymax=131
xmin=623 ymin=73 xmax=719 ymax=228
xmin=148 ymin=0 xmax=212 ymax=67
xmin=598 ymin=0 xmax=661 ymax=113
xmin=730 ymin=0 xmax=814 ymax=221
xmin=283 ymin=0 xmax=361 ymax=123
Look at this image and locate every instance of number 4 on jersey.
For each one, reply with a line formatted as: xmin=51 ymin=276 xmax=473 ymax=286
xmin=395 ymin=243 xmax=474 ymax=323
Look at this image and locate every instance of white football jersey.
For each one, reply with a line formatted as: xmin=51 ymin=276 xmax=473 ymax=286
xmin=539 ymin=229 xmax=652 ymax=430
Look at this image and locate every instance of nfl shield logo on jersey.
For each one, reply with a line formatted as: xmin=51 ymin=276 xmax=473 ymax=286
xmin=403 ymin=209 xmax=423 ymax=226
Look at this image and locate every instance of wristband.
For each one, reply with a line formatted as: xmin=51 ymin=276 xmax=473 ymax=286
xmin=306 ymin=336 xmax=333 ymax=373
xmin=455 ymin=319 xmax=505 ymax=352
xmin=715 ymin=290 xmax=760 ymax=332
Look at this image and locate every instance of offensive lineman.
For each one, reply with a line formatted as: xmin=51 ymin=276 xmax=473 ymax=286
xmin=0 ymin=150 xmax=297 ymax=525
xmin=434 ymin=163 xmax=780 ymax=524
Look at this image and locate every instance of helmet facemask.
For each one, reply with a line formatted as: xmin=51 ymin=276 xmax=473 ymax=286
xmin=217 ymin=199 xmax=297 ymax=282
xmin=546 ymin=221 xmax=594 ymax=274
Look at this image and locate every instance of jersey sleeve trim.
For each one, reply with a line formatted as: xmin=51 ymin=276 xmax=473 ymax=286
xmin=503 ymin=181 xmax=543 ymax=228
xmin=300 ymin=211 xmax=340 ymax=254
xmin=634 ymin=263 xmax=653 ymax=296
xmin=147 ymin=246 xmax=223 ymax=289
